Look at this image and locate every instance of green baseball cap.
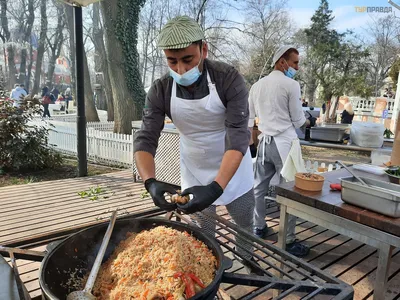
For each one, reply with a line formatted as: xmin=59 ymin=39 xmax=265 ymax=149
xmin=157 ymin=16 xmax=205 ymax=50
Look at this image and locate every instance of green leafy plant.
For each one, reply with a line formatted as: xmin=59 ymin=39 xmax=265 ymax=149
xmin=0 ymin=98 xmax=62 ymax=172
xmin=78 ymin=185 xmax=111 ymax=201
xmin=384 ymin=129 xmax=393 ymax=139
xmin=386 ymin=167 xmax=400 ymax=178
xmin=140 ymin=190 xmax=150 ymax=199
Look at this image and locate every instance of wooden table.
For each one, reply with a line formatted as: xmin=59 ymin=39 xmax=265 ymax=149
xmin=275 ymin=168 xmax=400 ymax=300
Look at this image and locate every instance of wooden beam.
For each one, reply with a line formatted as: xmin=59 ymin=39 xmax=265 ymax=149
xmin=391 ymin=72 xmax=400 ymax=165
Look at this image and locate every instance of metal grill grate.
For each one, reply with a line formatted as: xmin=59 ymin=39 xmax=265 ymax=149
xmin=1 ymin=208 xmax=354 ymax=300
xmin=169 ymin=210 xmax=354 ymax=300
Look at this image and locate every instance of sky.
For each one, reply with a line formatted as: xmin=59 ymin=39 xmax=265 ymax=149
xmin=287 ymin=0 xmax=399 ymax=35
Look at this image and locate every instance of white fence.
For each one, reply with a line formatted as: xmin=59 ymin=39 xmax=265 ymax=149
xmin=349 ymin=97 xmax=395 ymax=116
xmin=29 ymin=119 xmax=343 ymax=172
xmin=31 ymin=121 xmax=134 ymax=168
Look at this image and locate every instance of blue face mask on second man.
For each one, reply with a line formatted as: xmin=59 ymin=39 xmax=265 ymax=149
xmin=169 ymin=49 xmax=203 ymax=86
xmin=284 ymin=59 xmax=297 ymax=79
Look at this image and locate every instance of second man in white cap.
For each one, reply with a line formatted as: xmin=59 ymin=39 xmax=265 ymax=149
xmin=248 ymin=46 xmax=312 ymax=257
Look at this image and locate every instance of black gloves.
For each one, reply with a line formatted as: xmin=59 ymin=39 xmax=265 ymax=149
xmin=177 ymin=181 xmax=223 ymax=214
xmin=250 ymin=144 xmax=257 ymax=158
xmin=145 ymin=178 xmax=177 ymax=211
xmin=306 ymin=111 xmax=317 ymax=127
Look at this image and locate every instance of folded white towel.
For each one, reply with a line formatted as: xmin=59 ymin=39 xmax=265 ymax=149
xmin=281 ymin=139 xmax=307 ymax=182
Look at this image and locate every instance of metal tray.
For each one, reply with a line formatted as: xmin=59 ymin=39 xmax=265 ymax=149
xmin=341 ymin=176 xmax=400 ymax=217
xmin=310 ymin=125 xmax=350 ymax=142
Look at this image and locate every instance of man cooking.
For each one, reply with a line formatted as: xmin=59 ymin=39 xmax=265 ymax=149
xmin=133 ymin=16 xmax=262 ymax=274
xmin=249 ymin=46 xmax=313 ymax=257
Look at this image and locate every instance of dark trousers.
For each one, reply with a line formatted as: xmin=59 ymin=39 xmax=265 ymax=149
xmin=43 ymin=104 xmax=51 ymax=118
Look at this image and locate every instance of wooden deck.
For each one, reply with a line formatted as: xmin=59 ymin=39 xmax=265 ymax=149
xmin=1 ymin=170 xmax=400 ymax=299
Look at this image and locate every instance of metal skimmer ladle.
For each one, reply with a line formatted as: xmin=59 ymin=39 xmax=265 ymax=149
xmin=336 ymin=160 xmax=368 ymax=186
xmin=67 ymin=211 xmax=117 ymax=300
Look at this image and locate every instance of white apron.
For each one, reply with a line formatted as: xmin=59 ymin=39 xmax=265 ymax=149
xmin=170 ymin=72 xmax=253 ymax=205
xmin=258 ymin=126 xmax=298 ymax=185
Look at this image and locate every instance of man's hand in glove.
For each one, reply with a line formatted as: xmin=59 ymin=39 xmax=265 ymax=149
xmin=250 ymin=144 xmax=257 ymax=158
xmin=145 ymin=178 xmax=177 ymax=211
xmin=177 ymin=181 xmax=223 ymax=214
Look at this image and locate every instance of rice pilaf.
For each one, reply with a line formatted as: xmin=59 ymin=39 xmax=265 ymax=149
xmin=93 ymin=226 xmax=217 ymax=299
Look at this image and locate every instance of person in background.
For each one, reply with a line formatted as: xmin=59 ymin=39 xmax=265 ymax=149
xmin=341 ymin=102 xmax=354 ymax=124
xmin=41 ymin=92 xmax=52 ymax=119
xmin=301 ymin=98 xmax=308 ymax=107
xmin=10 ymin=83 xmax=27 ymax=109
xmin=248 ymin=45 xmax=312 ymax=257
xmin=133 ymin=16 xmax=263 ymax=275
xmin=322 ymin=102 xmax=326 ymax=114
xmin=41 ymin=85 xmax=49 ymax=98
xmin=51 ymin=86 xmax=60 ymax=100
xmin=64 ymin=87 xmax=72 ymax=113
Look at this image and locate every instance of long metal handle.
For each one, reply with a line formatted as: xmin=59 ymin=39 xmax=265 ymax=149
xmin=336 ymin=161 xmax=367 ymax=186
xmin=10 ymin=252 xmax=28 ymax=300
xmin=84 ymin=211 xmax=117 ymax=292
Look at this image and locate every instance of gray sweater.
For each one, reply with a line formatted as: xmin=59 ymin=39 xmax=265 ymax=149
xmin=133 ymin=59 xmax=250 ymax=157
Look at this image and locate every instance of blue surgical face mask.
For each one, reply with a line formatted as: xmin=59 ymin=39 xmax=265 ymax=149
xmin=284 ymin=59 xmax=297 ymax=79
xmin=169 ymin=51 xmax=203 ymax=86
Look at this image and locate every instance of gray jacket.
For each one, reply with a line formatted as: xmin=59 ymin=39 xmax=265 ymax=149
xmin=133 ymin=59 xmax=250 ymax=157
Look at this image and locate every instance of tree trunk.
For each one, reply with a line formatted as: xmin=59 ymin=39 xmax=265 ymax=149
xmin=6 ymin=46 xmax=17 ymax=89
xmin=83 ymin=52 xmax=100 ymax=122
xmin=47 ymin=10 xmax=64 ymax=89
xmin=64 ymin=4 xmax=76 ymax=101
xmin=0 ymin=0 xmax=17 ymax=89
xmin=101 ymin=0 xmax=132 ymax=133
xmin=306 ymin=78 xmax=317 ymax=106
xmin=101 ymin=0 xmax=146 ymax=133
xmin=31 ymin=0 xmax=47 ymax=96
xmin=102 ymin=62 xmax=114 ymax=121
xmin=93 ymin=2 xmax=114 ymax=121
xmin=26 ymin=43 xmax=34 ymax=92
xmin=19 ymin=49 xmax=28 ymax=84
xmin=18 ymin=0 xmax=35 ymax=86
xmin=64 ymin=4 xmax=99 ymax=122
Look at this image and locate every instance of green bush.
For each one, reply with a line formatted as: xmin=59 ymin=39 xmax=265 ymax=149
xmin=0 ymin=98 xmax=63 ymax=172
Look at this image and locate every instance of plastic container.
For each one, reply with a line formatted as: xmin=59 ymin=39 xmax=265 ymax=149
xmin=350 ymin=121 xmax=384 ymax=148
xmin=352 ymin=164 xmax=386 ymax=175
xmin=295 ymin=173 xmax=325 ymax=191
xmin=371 ymin=148 xmax=392 ymax=166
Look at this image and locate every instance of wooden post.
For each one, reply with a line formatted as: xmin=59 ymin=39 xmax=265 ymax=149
xmin=391 ymin=72 xmax=400 ymax=165
xmin=391 ymin=114 xmax=400 ymax=165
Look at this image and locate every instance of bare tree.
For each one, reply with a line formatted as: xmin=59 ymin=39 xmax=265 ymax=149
xmin=31 ymin=0 xmax=47 ymax=96
xmin=93 ymin=2 xmax=114 ymax=121
xmin=365 ymin=15 xmax=400 ymax=96
xmin=0 ymin=0 xmax=17 ymax=89
xmin=64 ymin=4 xmax=99 ymax=122
xmin=46 ymin=2 xmax=64 ymax=89
xmin=17 ymin=0 xmax=36 ymax=87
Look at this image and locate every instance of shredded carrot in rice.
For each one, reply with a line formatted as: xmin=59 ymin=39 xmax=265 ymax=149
xmin=92 ymin=226 xmax=217 ymax=300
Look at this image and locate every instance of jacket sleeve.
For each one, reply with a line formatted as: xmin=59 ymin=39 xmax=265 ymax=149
xmin=288 ymin=81 xmax=306 ymax=128
xmin=248 ymin=84 xmax=256 ymax=128
xmin=133 ymin=81 xmax=166 ymax=157
xmin=223 ymin=68 xmax=251 ymax=156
